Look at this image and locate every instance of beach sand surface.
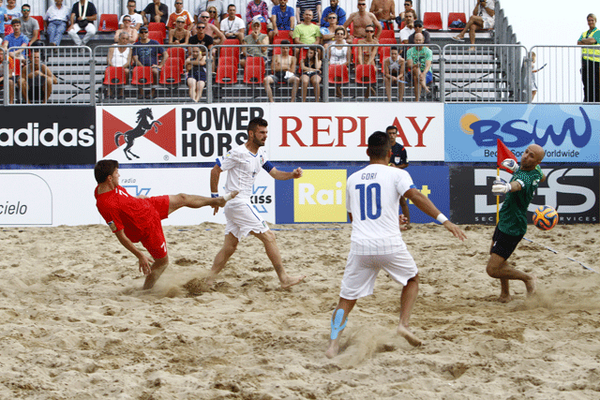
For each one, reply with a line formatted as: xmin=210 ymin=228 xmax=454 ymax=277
xmin=0 ymin=223 xmax=599 ymax=399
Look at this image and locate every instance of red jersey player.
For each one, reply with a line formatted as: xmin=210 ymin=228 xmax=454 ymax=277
xmin=94 ymin=159 xmax=237 ymax=289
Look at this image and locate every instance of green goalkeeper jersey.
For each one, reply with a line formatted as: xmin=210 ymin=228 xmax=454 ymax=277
xmin=498 ymin=167 xmax=544 ymax=236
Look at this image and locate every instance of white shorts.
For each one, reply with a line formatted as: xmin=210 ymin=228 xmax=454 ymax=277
xmin=224 ymin=200 xmax=269 ymax=240
xmin=339 ymin=249 xmax=418 ymax=300
xmin=482 ymin=17 xmax=494 ymax=30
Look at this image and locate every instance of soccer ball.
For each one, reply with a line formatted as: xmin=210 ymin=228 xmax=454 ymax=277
xmin=532 ymin=205 xmax=558 ymax=230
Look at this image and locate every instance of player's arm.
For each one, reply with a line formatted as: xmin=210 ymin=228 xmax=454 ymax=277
xmin=403 ymin=188 xmax=466 ymax=241
xmin=114 ymin=229 xmax=154 ymax=275
xmin=210 ymin=164 xmax=223 ymax=215
xmin=268 ymin=166 xmax=303 ymax=180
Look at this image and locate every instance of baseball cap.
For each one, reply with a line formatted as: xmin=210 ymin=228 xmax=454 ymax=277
xmin=139 ymin=26 xmax=148 ymax=32
xmin=414 ymin=20 xmax=423 ymax=27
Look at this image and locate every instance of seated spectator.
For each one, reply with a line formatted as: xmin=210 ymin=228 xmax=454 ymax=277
xmin=194 ymin=0 xmax=225 ymax=27
xmin=370 ymin=0 xmax=394 ymax=30
xmin=106 ymin=31 xmax=133 ymax=99
xmin=167 ymin=0 xmax=193 ymax=31
xmin=408 ymin=19 xmax=430 ymax=44
xmin=384 ymin=46 xmax=405 ymax=101
xmin=452 ymin=0 xmax=495 ymax=47
xmin=398 ymin=0 xmax=414 ymax=22
xmin=320 ymin=13 xmax=340 ymax=48
xmin=114 ymin=15 xmax=138 ymax=44
xmin=357 ymin=24 xmax=378 ymax=65
xmin=264 ymin=39 xmax=299 ymax=102
xmin=343 ymin=1 xmax=380 ymax=41
xmin=133 ymin=26 xmax=168 ymax=99
xmin=198 ymin=11 xmax=225 ymax=45
xmin=296 ymin=0 xmax=321 ymax=24
xmin=0 ymin=49 xmax=15 ymax=103
xmin=2 ymin=19 xmax=29 ymax=59
xmin=68 ymin=0 xmax=97 ymax=46
xmin=20 ymin=4 xmax=40 ymax=43
xmin=300 ymin=46 xmax=321 ymax=102
xmin=321 ymin=0 xmax=346 ymax=28
xmin=207 ymin=5 xmax=221 ymax=30
xmin=142 ymin=0 xmax=168 ymax=25
xmin=189 ymin=21 xmax=214 ymax=50
xmin=185 ymin=46 xmax=207 ymax=102
xmin=270 ymin=0 xmax=294 ymax=42
xmin=0 ymin=1 xmax=8 ymax=39
xmin=221 ymin=4 xmax=245 ymax=43
xmin=5 ymin=0 xmax=21 ymax=23
xmin=292 ymin=9 xmax=321 ymax=57
xmin=21 ymin=47 xmax=57 ymax=103
xmin=406 ymin=33 xmax=432 ymax=101
xmin=120 ymin=0 xmax=144 ymax=30
xmin=246 ymin=0 xmax=269 ymax=28
xmin=169 ymin=16 xmax=190 ymax=44
xmin=45 ymin=0 xmax=71 ymax=47
xmin=399 ymin=12 xmax=415 ymax=45
xmin=328 ymin=26 xmax=350 ymax=98
xmin=241 ymin=19 xmax=268 ymax=68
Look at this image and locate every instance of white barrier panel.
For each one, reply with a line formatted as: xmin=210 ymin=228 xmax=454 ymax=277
xmin=97 ymin=104 xmax=444 ymax=164
xmin=0 ymin=168 xmax=275 ymax=227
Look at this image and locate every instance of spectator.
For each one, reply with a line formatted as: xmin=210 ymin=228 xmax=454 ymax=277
xmin=452 ymin=0 xmax=495 ymax=46
xmin=320 ymin=12 xmax=339 ymax=48
xmin=45 ymin=0 xmax=71 ymax=47
xmin=357 ymin=23 xmax=378 ymax=65
xmin=578 ymin=13 xmax=600 ymax=103
xmin=241 ymin=19 xmax=268 ymax=68
xmin=321 ymin=0 xmax=346 ymax=28
xmin=19 ymin=4 xmax=39 ymax=43
xmin=296 ymin=0 xmax=321 ymax=24
xmin=0 ymin=49 xmax=15 ymax=103
xmin=114 ymin=15 xmax=138 ymax=44
xmin=328 ymin=26 xmax=349 ymax=98
xmin=132 ymin=26 xmax=168 ymax=99
xmin=189 ymin=21 xmax=214 ymax=50
xmin=408 ymin=19 xmax=430 ymax=44
xmin=370 ymin=0 xmax=394 ymax=30
xmin=221 ymin=4 xmax=245 ymax=43
xmin=194 ymin=0 xmax=225 ymax=25
xmin=406 ymin=32 xmax=432 ymax=101
xmin=531 ymin=51 xmax=539 ymax=101
xmin=384 ymin=46 xmax=405 ymax=101
xmin=246 ymin=0 xmax=269 ymax=27
xmin=142 ymin=0 xmax=168 ymax=25
xmin=198 ymin=11 xmax=225 ymax=45
xmin=399 ymin=12 xmax=414 ymax=45
xmin=68 ymin=0 xmax=97 ymax=46
xmin=168 ymin=16 xmax=190 ymax=44
xmin=0 ymin=0 xmax=7 ymax=39
xmin=21 ymin=48 xmax=57 ymax=103
xmin=270 ymin=0 xmax=294 ymax=42
xmin=185 ymin=46 xmax=207 ymax=102
xmin=2 ymin=19 xmax=29 ymax=59
xmin=343 ymin=1 xmax=380 ymax=41
xmin=207 ymin=6 xmax=221 ymax=30
xmin=264 ymin=39 xmax=299 ymax=102
xmin=5 ymin=0 xmax=20 ymax=23
xmin=397 ymin=0 xmax=414 ymax=23
xmin=300 ymin=46 xmax=321 ymax=102
xmin=120 ymin=0 xmax=144 ymax=30
xmin=106 ymin=31 xmax=133 ymax=99
xmin=292 ymin=10 xmax=321 ymax=49
xmin=167 ymin=0 xmax=193 ymax=31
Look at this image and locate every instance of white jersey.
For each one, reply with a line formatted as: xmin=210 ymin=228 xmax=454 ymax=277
xmin=346 ymin=164 xmax=416 ymax=255
xmin=217 ymin=145 xmax=270 ymax=201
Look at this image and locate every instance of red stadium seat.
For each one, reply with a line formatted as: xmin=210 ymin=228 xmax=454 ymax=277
xmin=243 ymin=56 xmax=265 ymax=84
xmin=328 ymin=64 xmax=349 ymax=84
xmin=216 ymin=63 xmax=238 ymax=84
xmin=99 ymin=14 xmax=119 ymax=32
xmin=164 ymin=57 xmax=183 ymax=74
xmin=31 ymin=16 xmax=44 ymax=32
xmin=448 ymin=12 xmax=467 ymax=31
xmin=103 ymin=66 xmax=127 ymax=85
xmin=379 ymin=38 xmax=396 ymax=45
xmin=148 ymin=31 xmax=164 ymax=44
xmin=273 ymin=30 xmax=291 ymax=42
xmin=355 ymin=64 xmax=377 ymax=85
xmin=423 ymin=12 xmax=443 ymax=31
xmin=159 ymin=65 xmax=182 ymax=85
xmin=166 ymin=46 xmax=186 ymax=63
xmin=148 ymin=22 xmax=166 ymax=33
xmin=379 ymin=30 xmax=395 ymax=40
xmin=131 ymin=66 xmax=154 ymax=85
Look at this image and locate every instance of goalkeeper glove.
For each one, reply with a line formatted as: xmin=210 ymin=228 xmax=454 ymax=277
xmin=492 ymin=178 xmax=512 ymax=194
xmin=501 ymin=159 xmax=519 ymax=173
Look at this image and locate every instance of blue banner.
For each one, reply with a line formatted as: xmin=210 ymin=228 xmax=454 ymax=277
xmin=445 ymin=104 xmax=600 ymax=163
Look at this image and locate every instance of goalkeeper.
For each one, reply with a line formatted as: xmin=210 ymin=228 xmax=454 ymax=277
xmin=487 ymin=144 xmax=545 ymax=302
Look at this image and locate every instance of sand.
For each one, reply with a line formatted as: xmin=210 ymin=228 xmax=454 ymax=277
xmin=0 ymin=222 xmax=599 ymax=399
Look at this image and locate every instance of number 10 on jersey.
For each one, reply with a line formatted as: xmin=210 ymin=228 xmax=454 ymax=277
xmin=356 ymin=183 xmax=382 ymax=220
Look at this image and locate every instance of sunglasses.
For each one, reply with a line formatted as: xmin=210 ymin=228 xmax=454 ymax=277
xmin=22 ymin=8 xmax=30 ymax=11
xmin=175 ymin=2 xmax=182 ymax=4
xmin=201 ymin=15 xmax=209 ymax=18
xmin=366 ymin=29 xmax=374 ymax=33
xmin=209 ymin=10 xmax=216 ymax=13
xmin=124 ymin=19 xmax=131 ymax=22
xmin=328 ymin=16 xmax=336 ymax=19
xmin=358 ymin=3 xmax=366 ymax=6
xmin=197 ymin=26 xmax=206 ymax=29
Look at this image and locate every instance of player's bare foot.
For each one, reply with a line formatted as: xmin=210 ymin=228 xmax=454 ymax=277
xmin=143 ymin=264 xmax=168 ymax=290
xmin=498 ymin=293 xmax=512 ymax=303
xmin=325 ymin=339 xmax=340 ymax=359
xmin=525 ymin=275 xmax=537 ymax=296
xmin=280 ymin=275 xmax=306 ymax=289
xmin=397 ymin=324 xmax=422 ymax=347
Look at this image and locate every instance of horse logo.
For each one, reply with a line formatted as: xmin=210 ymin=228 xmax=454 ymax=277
xmin=114 ymin=108 xmax=163 ymax=160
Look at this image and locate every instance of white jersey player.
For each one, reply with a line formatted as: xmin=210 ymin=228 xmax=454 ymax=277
xmin=207 ymin=117 xmax=305 ymax=288
xmin=326 ymin=131 xmax=467 ymax=358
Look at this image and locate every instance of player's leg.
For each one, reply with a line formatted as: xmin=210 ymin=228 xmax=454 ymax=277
xmin=398 ymin=274 xmax=421 ymax=346
xmin=486 ymin=253 xmax=536 ymax=299
xmin=167 ymin=192 xmax=238 ymax=214
xmin=252 ymin=230 xmax=305 ymax=288
xmin=325 ymin=297 xmax=357 ymax=359
xmin=143 ymin=255 xmax=169 ymax=290
xmin=141 ymin=222 xmax=170 ymax=290
xmin=206 ymin=232 xmax=239 ymax=284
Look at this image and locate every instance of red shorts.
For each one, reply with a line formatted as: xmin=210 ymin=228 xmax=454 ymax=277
xmin=140 ymin=195 xmax=170 ymax=259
